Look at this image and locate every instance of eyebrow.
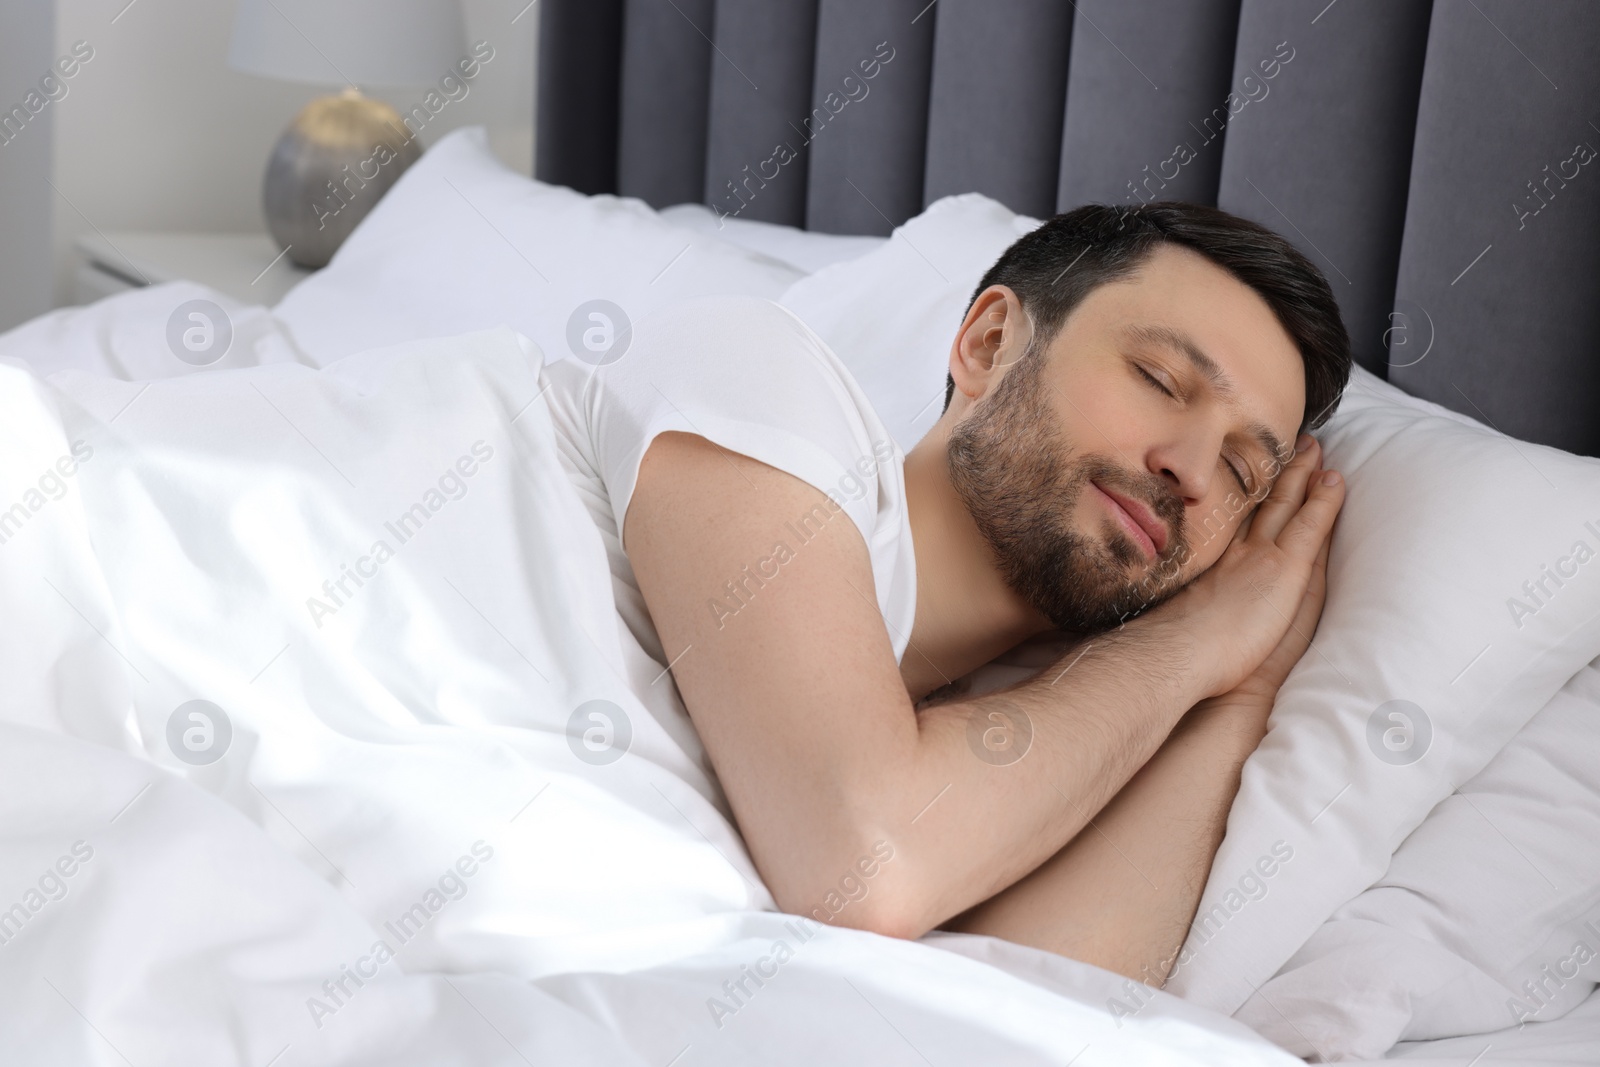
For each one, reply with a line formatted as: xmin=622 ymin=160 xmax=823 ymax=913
xmin=1120 ymin=323 xmax=1291 ymax=475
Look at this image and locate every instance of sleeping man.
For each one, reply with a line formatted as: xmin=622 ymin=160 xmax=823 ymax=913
xmin=543 ymin=201 xmax=1350 ymax=987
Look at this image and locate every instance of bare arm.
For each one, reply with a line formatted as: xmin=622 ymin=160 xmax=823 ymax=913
xmin=626 ymin=431 xmax=1341 ymax=938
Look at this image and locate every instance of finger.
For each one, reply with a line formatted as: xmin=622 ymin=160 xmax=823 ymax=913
xmin=1263 ymin=529 xmax=1335 ymax=669
xmin=1247 ymin=435 xmax=1323 ymax=545
xmin=1277 ymin=467 xmax=1345 ymax=562
xmin=1294 ymin=534 xmax=1332 ymax=632
xmin=1288 ymin=533 xmax=1335 ymax=650
xmin=1233 ymin=529 xmax=1332 ymax=694
xmin=1308 ymin=529 xmax=1332 ymax=595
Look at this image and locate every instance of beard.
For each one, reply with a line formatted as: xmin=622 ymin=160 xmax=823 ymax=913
xmin=945 ymin=340 xmax=1192 ymax=634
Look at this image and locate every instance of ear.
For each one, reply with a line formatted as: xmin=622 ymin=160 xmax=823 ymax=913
xmin=948 ymin=285 xmax=1032 ymax=407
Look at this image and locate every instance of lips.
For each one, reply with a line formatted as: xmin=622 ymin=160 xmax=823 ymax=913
xmin=1091 ymin=481 xmax=1170 ymax=560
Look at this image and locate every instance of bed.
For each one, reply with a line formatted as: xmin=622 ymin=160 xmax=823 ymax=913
xmin=0 ymin=1 xmax=1596 ymax=1064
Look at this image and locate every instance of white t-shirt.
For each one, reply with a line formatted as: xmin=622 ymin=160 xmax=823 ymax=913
xmin=542 ymin=295 xmax=917 ymax=669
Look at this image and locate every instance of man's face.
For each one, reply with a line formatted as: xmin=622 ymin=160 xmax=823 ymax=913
xmin=945 ymin=244 xmax=1306 ymax=633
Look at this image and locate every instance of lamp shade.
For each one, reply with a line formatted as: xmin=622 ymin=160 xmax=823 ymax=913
xmin=228 ymin=0 xmax=467 ymax=87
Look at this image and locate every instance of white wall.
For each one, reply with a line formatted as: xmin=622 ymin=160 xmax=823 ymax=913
xmin=49 ymin=0 xmax=537 ymax=307
xmin=0 ymin=0 xmax=58 ymax=331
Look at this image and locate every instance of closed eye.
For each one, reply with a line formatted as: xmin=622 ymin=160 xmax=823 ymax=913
xmin=1224 ymin=454 xmax=1251 ymax=495
xmin=1135 ymin=363 xmax=1252 ymax=494
xmin=1134 ymin=363 xmax=1175 ymax=397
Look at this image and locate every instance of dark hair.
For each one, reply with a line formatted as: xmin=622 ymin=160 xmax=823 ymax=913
xmin=942 ymin=202 xmax=1351 ymax=432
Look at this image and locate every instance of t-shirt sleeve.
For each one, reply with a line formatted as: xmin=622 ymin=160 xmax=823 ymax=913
xmin=570 ymin=295 xmax=899 ymax=557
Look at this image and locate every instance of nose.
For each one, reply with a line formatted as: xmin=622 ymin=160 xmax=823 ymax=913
xmin=1153 ymin=448 xmax=1215 ymax=506
xmin=1151 ymin=399 xmax=1250 ymax=501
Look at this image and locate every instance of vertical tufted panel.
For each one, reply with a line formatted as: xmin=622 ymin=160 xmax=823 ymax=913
xmin=1058 ymin=0 xmax=1241 ymax=210
xmin=0 ymin=0 xmax=55 ymax=330
xmin=702 ymin=0 xmax=819 ymax=225
xmin=617 ymin=0 xmax=714 ymax=207
xmin=921 ymin=0 xmax=1072 ymax=219
xmin=1217 ymin=0 xmax=1432 ymax=378
xmin=804 ymin=0 xmax=936 ymax=235
xmin=535 ymin=0 xmax=624 ymax=194
xmin=1389 ymin=0 xmax=1600 ymax=456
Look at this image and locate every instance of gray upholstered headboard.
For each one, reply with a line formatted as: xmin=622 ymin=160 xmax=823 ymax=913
xmin=536 ymin=0 xmax=1600 ymax=457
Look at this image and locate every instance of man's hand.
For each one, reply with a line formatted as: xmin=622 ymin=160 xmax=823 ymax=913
xmin=1161 ymin=434 xmax=1345 ymax=701
xmin=1209 ymin=534 xmax=1332 ymax=712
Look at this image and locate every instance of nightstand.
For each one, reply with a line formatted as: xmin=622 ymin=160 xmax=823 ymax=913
xmin=74 ymin=231 xmax=315 ymax=307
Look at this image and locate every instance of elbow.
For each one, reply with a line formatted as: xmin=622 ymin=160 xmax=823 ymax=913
xmin=769 ymin=838 xmax=926 ymax=941
xmin=774 ymin=883 xmax=925 ymax=941
xmin=847 ymin=899 xmax=929 ymax=941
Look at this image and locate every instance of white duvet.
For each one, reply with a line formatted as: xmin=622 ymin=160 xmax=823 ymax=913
xmin=0 ymin=317 xmax=1304 ymax=1065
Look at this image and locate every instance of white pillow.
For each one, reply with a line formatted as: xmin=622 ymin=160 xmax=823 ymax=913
xmin=1234 ymin=653 xmax=1600 ymax=1059
xmin=778 ymin=193 xmax=1041 ymax=453
xmin=1166 ymin=366 xmax=1600 ymax=1013
xmin=657 ymin=202 xmax=888 ymax=274
xmin=273 ymin=126 xmax=804 ymax=366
